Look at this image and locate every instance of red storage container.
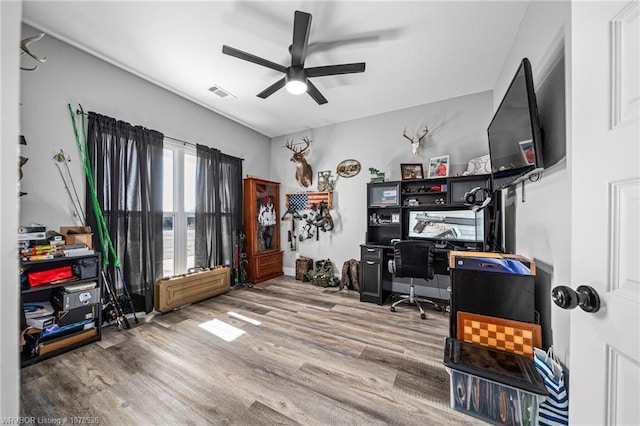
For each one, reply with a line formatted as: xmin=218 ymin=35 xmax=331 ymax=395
xmin=28 ymin=266 xmax=73 ymax=287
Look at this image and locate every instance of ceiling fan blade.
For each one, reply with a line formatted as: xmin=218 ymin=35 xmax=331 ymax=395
xmin=222 ymin=45 xmax=287 ymax=73
xmin=291 ymin=11 xmax=311 ymax=68
xmin=306 ymin=80 xmax=328 ymax=105
xmin=257 ymin=78 xmax=286 ymax=99
xmin=305 ymin=63 xmax=366 ymax=78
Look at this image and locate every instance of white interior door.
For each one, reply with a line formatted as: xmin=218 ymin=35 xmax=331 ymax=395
xmin=569 ymin=1 xmax=639 ymax=424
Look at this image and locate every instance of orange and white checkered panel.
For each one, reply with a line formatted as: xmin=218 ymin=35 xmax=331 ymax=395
xmin=457 ymin=312 xmax=542 ymax=358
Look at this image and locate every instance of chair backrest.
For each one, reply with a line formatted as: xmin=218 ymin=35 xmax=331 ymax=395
xmin=393 ymin=240 xmax=435 ymax=280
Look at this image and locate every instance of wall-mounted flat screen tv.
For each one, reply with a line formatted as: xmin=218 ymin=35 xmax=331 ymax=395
xmin=488 ymin=58 xmax=544 ymax=191
xmin=408 ymin=209 xmax=484 ymax=243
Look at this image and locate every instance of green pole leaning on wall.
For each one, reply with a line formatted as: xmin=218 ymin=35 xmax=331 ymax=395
xmin=68 ymin=104 xmax=138 ymax=328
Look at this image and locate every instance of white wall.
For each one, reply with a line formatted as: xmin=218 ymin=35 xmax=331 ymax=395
xmin=493 ymin=1 xmax=572 ymax=361
xmin=1 ymin=0 xmax=22 ymax=417
xmin=270 ymin=91 xmax=493 ymax=276
xmin=19 ymin=23 xmax=271 ymax=230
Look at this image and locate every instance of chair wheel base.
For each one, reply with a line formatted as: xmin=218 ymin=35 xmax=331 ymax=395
xmin=390 ymin=306 xmax=396 ymax=312
xmin=420 ymin=313 xmax=426 ymax=320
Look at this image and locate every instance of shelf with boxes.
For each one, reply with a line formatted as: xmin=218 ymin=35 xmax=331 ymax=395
xmin=20 ymin=253 xmax=102 ymax=368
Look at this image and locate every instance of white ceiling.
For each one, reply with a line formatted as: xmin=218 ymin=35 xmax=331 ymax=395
xmin=22 ymin=1 xmax=529 ymax=138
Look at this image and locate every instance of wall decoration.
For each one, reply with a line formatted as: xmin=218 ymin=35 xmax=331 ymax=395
xmin=336 ymin=159 xmax=361 ymax=178
xmin=465 ymin=154 xmax=491 ymax=175
xmin=400 ymin=163 xmax=424 ymax=180
xmin=317 ymin=171 xmax=335 ymax=192
xmin=284 ymin=137 xmax=313 ymax=187
xmin=402 ymin=125 xmax=429 ymax=155
xmin=519 ymin=140 xmax=536 ymax=165
xmin=428 ymin=155 xmax=450 ymax=178
xmin=20 ymin=33 xmax=47 ymax=71
xmin=368 ymin=167 xmax=385 ymax=183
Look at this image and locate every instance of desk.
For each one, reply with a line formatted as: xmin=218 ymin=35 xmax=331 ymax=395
xmin=359 ymin=244 xmax=451 ymax=304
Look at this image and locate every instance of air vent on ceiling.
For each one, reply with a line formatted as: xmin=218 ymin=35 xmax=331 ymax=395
xmin=208 ymin=84 xmax=236 ymax=99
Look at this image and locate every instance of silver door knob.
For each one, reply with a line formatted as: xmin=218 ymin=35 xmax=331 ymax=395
xmin=551 ymin=285 xmax=600 ymax=313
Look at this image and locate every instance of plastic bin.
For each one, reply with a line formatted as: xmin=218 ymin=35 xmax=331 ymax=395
xmin=444 ymin=337 xmax=547 ymax=426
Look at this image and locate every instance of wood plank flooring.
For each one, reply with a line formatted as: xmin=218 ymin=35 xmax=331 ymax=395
xmin=21 ymin=275 xmax=484 ymax=425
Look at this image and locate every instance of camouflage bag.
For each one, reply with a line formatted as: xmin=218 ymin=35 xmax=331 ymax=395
xmin=306 ymin=259 xmax=340 ymax=287
xmin=340 ymin=259 xmax=360 ymax=291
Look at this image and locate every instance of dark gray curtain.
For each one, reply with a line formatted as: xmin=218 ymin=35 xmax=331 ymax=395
xmin=86 ymin=112 xmax=164 ymax=314
xmin=194 ymin=145 xmax=243 ymax=269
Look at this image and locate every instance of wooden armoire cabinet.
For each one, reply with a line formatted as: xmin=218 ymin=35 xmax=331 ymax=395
xmin=242 ymin=177 xmax=283 ymax=283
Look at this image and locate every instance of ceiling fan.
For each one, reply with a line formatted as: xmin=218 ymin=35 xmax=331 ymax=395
xmin=222 ymin=10 xmax=366 ymax=105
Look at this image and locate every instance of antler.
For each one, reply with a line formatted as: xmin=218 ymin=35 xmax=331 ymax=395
xmin=284 ymin=139 xmax=298 ymax=152
xmin=402 ymin=128 xmax=414 ymax=143
xmin=284 ymin=137 xmax=312 ymax=154
xmin=403 ymin=126 xmax=429 ymax=143
xmin=418 ymin=125 xmax=429 ymax=143
xmin=299 ymin=137 xmax=312 ymax=154
xmin=20 ymin=33 xmax=47 ymax=63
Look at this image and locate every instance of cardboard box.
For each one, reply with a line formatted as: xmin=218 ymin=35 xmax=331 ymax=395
xmin=60 ymin=226 xmax=93 ymax=249
xmin=51 ymin=287 xmax=100 ymax=311
xmin=56 ymin=304 xmax=97 ymax=327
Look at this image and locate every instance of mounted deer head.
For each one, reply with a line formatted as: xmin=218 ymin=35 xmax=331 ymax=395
xmin=403 ymin=125 xmax=429 ymax=155
xmin=285 ymin=137 xmax=313 ymax=187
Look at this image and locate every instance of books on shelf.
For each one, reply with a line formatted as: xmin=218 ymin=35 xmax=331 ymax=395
xmin=63 ymin=243 xmax=94 ymax=257
xmin=23 ymin=302 xmax=54 ymax=318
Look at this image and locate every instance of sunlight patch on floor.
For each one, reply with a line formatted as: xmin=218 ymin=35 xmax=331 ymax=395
xmin=199 ymin=319 xmax=245 ymax=342
xmin=228 ymin=311 xmax=262 ymax=325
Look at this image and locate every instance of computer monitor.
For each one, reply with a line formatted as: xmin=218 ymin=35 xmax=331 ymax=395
xmin=407 ymin=208 xmax=484 ymax=244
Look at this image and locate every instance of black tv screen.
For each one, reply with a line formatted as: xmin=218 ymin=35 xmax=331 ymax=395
xmin=488 ymin=58 xmax=544 ymax=191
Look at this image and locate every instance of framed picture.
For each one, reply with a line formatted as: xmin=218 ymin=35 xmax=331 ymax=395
xmin=518 ymin=139 xmax=536 ymax=165
xmin=400 ymin=163 xmax=424 ymax=180
xmin=317 ymin=170 xmax=335 ymax=192
xmin=428 ymin=155 xmax=450 ymax=178
xmin=336 ymin=159 xmax=361 ymax=178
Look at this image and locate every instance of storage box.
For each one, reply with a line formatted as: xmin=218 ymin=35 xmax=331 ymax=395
xmin=72 ymin=257 xmax=98 ymax=280
xmin=28 ymin=266 xmax=73 ymax=287
xmin=60 ymin=226 xmax=93 ymax=249
xmin=26 ymin=315 xmax=55 ymax=329
xmin=154 ymin=267 xmax=230 ymax=313
xmin=51 ymin=286 xmax=100 ymax=311
xmin=296 ymin=256 xmax=313 ymax=281
xmin=444 ymin=337 xmax=547 ymax=426
xmin=56 ymin=304 xmax=97 ymax=327
xmin=449 ymin=251 xmax=536 ymax=275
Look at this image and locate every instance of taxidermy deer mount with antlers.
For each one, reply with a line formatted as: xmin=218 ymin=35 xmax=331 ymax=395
xmin=403 ymin=125 xmax=429 ymax=155
xmin=285 ymin=136 xmax=313 ymax=187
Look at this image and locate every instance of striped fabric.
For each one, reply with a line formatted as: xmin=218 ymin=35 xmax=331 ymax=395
xmin=534 ymin=348 xmax=569 ymax=425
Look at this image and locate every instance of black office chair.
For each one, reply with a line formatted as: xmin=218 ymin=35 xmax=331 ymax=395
xmin=389 ymin=240 xmax=439 ymax=319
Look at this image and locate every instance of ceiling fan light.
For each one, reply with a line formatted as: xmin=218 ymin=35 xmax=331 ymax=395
xmin=285 ymin=79 xmax=307 ymax=95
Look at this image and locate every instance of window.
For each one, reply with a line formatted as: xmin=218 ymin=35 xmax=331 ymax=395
xmin=163 ymin=142 xmax=196 ymax=276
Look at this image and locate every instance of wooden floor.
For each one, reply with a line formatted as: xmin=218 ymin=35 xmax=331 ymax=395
xmin=21 ymin=275 xmax=484 ymax=425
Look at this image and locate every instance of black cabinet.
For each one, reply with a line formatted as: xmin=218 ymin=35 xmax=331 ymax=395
xmin=20 ymin=254 xmax=103 ymax=367
xmin=365 ymin=175 xmax=496 ymax=250
xmin=359 ymin=245 xmax=391 ymax=304
xmin=366 ymin=182 xmax=401 ymax=246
